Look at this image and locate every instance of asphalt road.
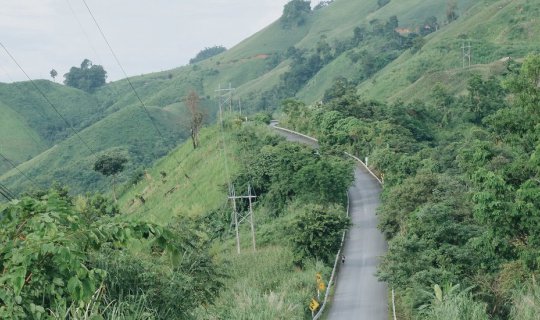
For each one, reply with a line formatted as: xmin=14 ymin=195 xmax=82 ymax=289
xmin=272 ymin=123 xmax=388 ymax=320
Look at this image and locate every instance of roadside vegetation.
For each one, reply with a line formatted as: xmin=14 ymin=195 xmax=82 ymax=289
xmin=3 ymin=0 xmax=540 ymax=319
xmin=1 ymin=116 xmax=353 ymax=319
xmin=281 ymin=54 xmax=540 ymax=319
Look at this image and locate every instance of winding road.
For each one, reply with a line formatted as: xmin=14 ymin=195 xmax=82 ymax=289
xmin=272 ymin=123 xmax=388 ymax=320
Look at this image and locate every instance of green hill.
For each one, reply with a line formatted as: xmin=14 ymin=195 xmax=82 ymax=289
xmin=114 ymin=118 xmax=352 ymax=319
xmin=0 ymin=103 xmax=195 ymax=195
xmin=3 ymin=0 xmax=540 ymax=198
xmin=3 ymin=0 xmax=540 ymax=318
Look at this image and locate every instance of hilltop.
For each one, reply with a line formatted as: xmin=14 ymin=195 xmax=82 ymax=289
xmin=2 ymin=1 xmax=540 ymax=319
xmin=3 ymin=0 xmax=540 ymax=196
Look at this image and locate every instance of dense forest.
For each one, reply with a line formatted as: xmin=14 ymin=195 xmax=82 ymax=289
xmin=281 ymin=55 xmax=540 ymax=319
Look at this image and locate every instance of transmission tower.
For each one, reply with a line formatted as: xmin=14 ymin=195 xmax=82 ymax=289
xmin=227 ymin=184 xmax=257 ymax=254
xmin=215 ymin=84 xmax=257 ymax=254
xmin=215 ymin=83 xmax=235 ymax=124
xmin=462 ymin=40 xmax=472 ymax=68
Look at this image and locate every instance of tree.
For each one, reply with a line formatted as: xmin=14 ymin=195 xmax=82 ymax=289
xmin=93 ymin=152 xmax=128 ymax=202
xmin=281 ymin=0 xmax=311 ymax=29
xmin=446 ymin=0 xmax=459 ymax=23
xmin=64 ymin=59 xmax=107 ymax=93
xmin=50 ymin=69 xmax=58 ymax=82
xmin=189 ymin=46 xmax=227 ymax=64
xmin=465 ymin=74 xmax=507 ymax=123
xmin=186 ymin=90 xmax=205 ymax=149
xmin=290 ymin=204 xmax=350 ymax=265
xmin=421 ymin=16 xmax=439 ymax=35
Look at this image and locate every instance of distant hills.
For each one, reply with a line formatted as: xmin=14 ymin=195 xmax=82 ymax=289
xmin=2 ymin=0 xmax=540 ymax=195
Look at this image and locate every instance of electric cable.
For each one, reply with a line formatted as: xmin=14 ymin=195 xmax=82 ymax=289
xmin=0 ymin=151 xmax=40 ymax=189
xmin=0 ymin=42 xmax=98 ymax=160
xmin=0 ymin=182 xmax=16 ymax=201
xmin=80 ymin=0 xmax=203 ymax=197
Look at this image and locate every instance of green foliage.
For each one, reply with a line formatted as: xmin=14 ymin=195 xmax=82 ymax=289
xmin=251 ymin=112 xmax=272 ymax=124
xmin=232 ymin=124 xmax=353 ymax=215
xmin=419 ymin=284 xmax=489 ymax=320
xmin=283 ymin=55 xmax=540 ymax=318
xmin=93 ymin=152 xmax=128 ymax=177
xmin=64 ymin=59 xmax=107 ymax=93
xmin=281 ymin=0 xmax=312 ymax=29
xmin=0 ymin=189 xmax=166 ymax=319
xmin=189 ymin=46 xmax=227 ymax=64
xmin=92 ymin=220 xmax=224 ymax=319
xmin=510 ymin=282 xmax=540 ymax=320
xmin=465 ymin=74 xmax=507 ymax=123
xmin=289 ymin=204 xmax=350 ymax=264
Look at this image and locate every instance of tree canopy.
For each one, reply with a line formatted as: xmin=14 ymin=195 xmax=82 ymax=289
xmin=281 ymin=0 xmax=312 ymax=29
xmin=280 ymin=55 xmax=540 ymax=318
xmin=93 ymin=152 xmax=128 ymax=177
xmin=63 ymin=59 xmax=107 ymax=93
xmin=189 ymin=46 xmax=227 ymax=64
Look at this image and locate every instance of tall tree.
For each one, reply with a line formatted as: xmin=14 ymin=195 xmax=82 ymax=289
xmin=186 ymin=91 xmax=205 ymax=149
xmin=49 ymin=69 xmax=58 ymax=82
xmin=93 ymin=152 xmax=128 ymax=202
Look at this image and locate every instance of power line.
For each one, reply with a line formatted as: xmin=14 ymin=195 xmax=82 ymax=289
xmin=80 ymin=0 xmax=167 ymax=141
xmin=64 ymin=0 xmax=120 ymax=98
xmin=80 ymin=0 xmax=203 ymax=197
xmin=0 ymin=42 xmax=98 ymax=160
xmin=0 ymin=182 xmax=16 ymax=201
xmin=0 ymin=152 xmax=40 ymax=189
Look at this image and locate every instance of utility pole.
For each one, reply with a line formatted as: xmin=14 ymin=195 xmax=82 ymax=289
xmin=228 ymin=184 xmax=257 ymax=253
xmin=248 ymin=184 xmax=256 ymax=251
xmin=217 ymin=84 xmax=257 ymax=254
xmin=215 ymin=83 xmax=235 ymax=123
xmin=229 ymin=185 xmax=241 ymax=254
xmin=461 ymin=40 xmax=472 ymax=68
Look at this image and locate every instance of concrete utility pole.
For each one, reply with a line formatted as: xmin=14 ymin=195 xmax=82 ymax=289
xmin=227 ymin=184 xmax=257 ymax=253
xmin=462 ymin=40 xmax=472 ymax=68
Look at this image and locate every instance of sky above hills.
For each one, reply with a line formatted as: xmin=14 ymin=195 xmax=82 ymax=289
xmin=0 ymin=0 xmax=320 ymax=83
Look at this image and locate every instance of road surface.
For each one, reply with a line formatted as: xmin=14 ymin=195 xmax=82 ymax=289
xmin=272 ymin=123 xmax=388 ymax=320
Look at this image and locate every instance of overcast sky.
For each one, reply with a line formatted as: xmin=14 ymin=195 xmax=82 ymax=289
xmin=0 ymin=0 xmax=320 ymax=83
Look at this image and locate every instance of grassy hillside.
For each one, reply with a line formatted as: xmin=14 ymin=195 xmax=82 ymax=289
xmin=0 ymin=101 xmax=45 ymax=173
xmin=357 ymin=0 xmax=540 ymax=101
xmin=0 ymin=81 xmax=101 ymax=172
xmin=0 ymin=104 xmax=192 ymax=195
xmin=118 ymin=126 xmax=233 ymax=223
xmin=0 ymin=81 xmax=105 ymax=142
xmin=4 ymin=0 xmax=540 ymax=198
xmin=116 ymin=121 xmax=348 ymax=319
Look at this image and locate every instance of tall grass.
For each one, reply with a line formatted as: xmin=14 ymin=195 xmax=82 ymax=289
xmin=510 ymin=282 xmax=540 ymax=320
xmin=419 ymin=285 xmax=489 ymax=320
xmin=197 ymin=246 xmax=329 ymax=320
xmin=421 ymin=293 xmax=489 ymax=320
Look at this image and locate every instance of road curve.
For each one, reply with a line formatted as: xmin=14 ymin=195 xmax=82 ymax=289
xmin=271 ymin=123 xmax=388 ymax=320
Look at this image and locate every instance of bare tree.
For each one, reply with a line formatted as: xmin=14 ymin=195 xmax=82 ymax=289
xmin=186 ymin=91 xmax=205 ymax=149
